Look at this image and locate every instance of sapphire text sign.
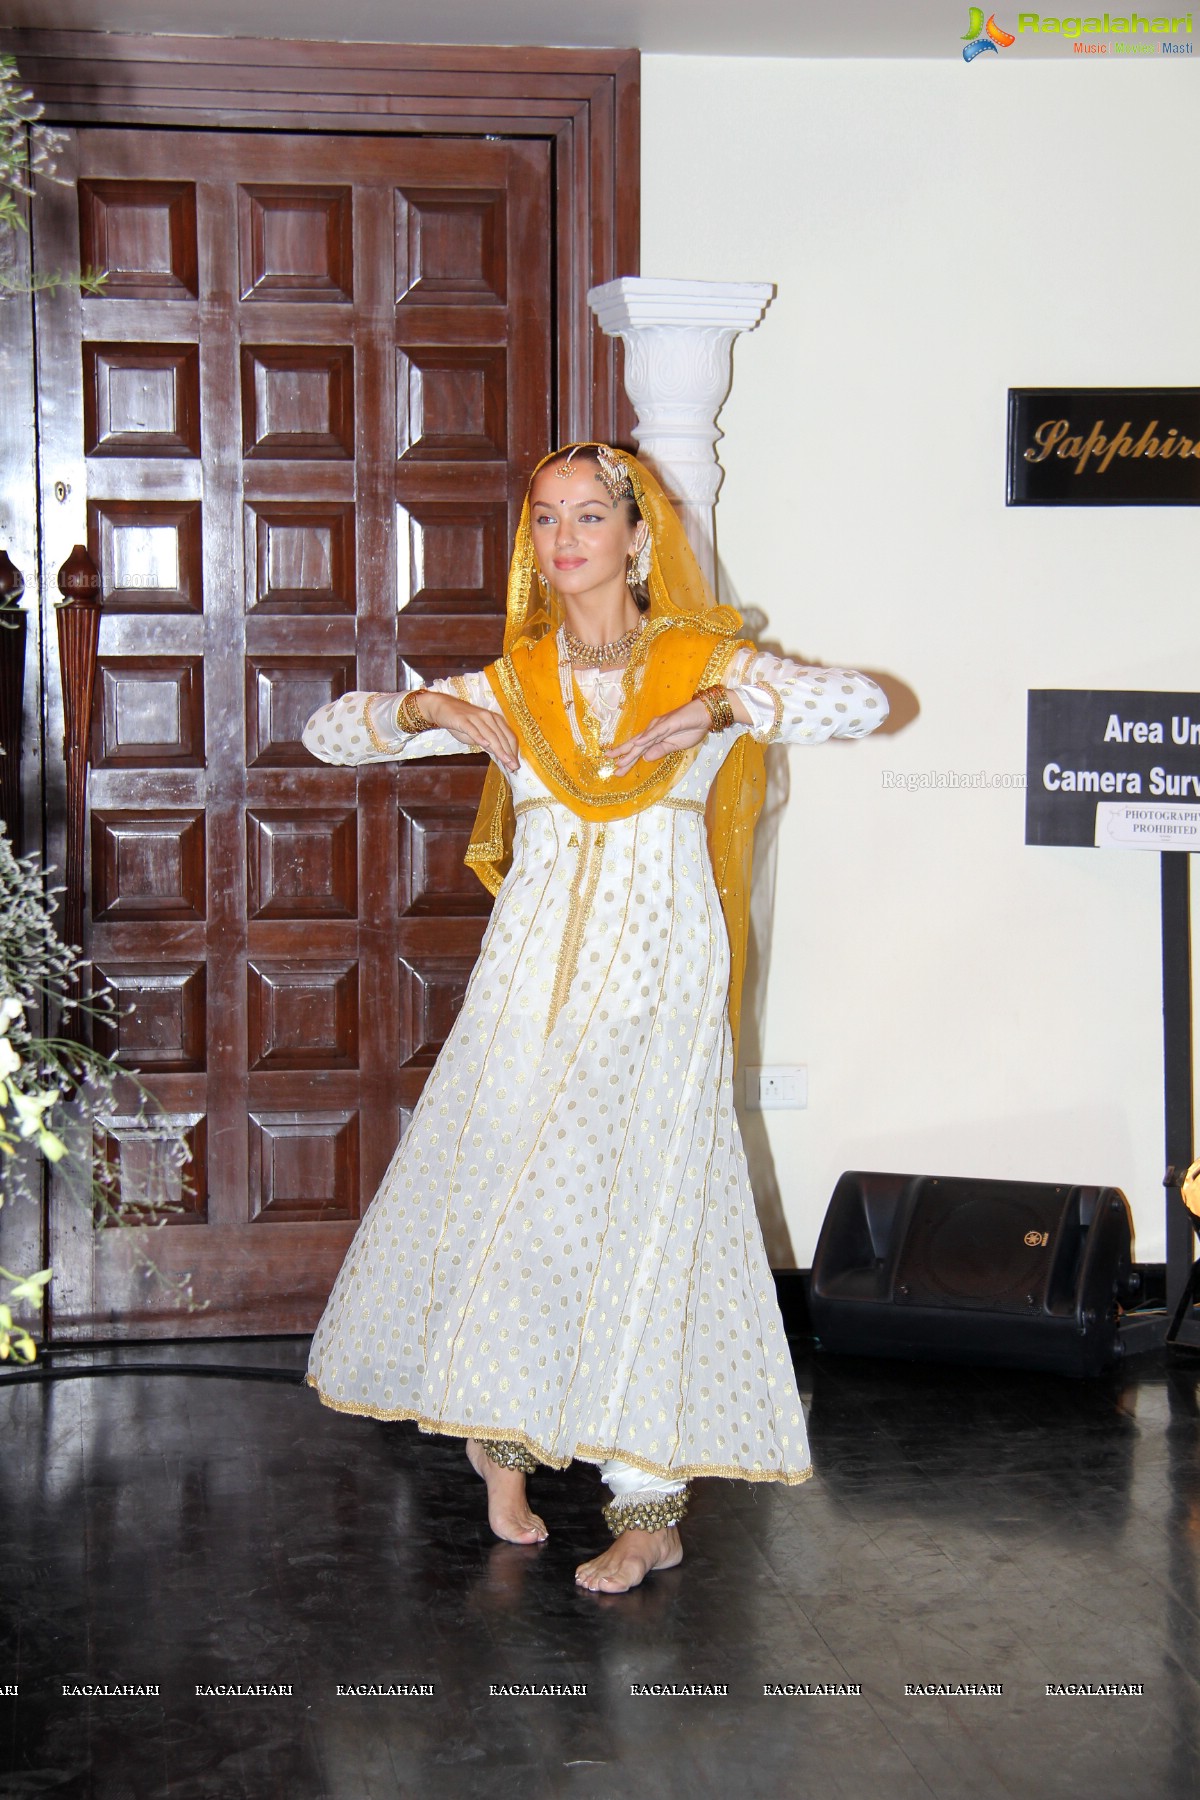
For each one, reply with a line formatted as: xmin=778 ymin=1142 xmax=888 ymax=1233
xmin=1026 ymin=691 xmax=1200 ymax=849
xmin=1007 ymin=389 xmax=1200 ymax=505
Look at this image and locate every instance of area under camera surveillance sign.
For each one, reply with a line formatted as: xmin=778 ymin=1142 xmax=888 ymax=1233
xmin=1026 ymin=691 xmax=1200 ymax=851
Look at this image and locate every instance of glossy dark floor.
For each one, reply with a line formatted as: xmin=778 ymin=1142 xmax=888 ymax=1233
xmin=3 ymin=1336 xmax=1200 ymax=1800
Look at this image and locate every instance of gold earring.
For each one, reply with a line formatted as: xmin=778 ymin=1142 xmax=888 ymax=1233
xmin=629 ymin=532 xmax=652 ymax=585
xmin=537 ymin=570 xmax=549 ymax=594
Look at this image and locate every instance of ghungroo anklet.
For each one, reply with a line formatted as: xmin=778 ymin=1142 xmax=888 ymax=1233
xmin=602 ymin=1485 xmax=690 ymax=1537
xmin=483 ymin=1439 xmax=539 ymax=1475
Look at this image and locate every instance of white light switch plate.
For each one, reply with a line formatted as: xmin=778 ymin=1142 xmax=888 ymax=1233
xmin=744 ymin=1065 xmax=808 ymax=1111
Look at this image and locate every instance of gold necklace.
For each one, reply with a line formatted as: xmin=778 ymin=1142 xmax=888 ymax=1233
xmin=562 ymin=619 xmax=643 ymax=668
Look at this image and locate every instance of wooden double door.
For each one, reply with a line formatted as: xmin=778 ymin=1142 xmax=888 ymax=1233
xmin=34 ymin=126 xmax=552 ymax=1336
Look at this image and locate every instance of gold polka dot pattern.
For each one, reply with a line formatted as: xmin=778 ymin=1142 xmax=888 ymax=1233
xmin=303 ymin=653 xmax=888 ymax=1487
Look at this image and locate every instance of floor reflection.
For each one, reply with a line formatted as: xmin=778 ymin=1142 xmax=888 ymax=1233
xmin=2 ymin=1338 xmax=1198 ymax=1798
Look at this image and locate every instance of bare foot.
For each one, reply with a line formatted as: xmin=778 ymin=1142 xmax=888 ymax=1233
xmin=574 ymin=1526 xmax=682 ymax=1593
xmin=465 ymin=1439 xmax=548 ymax=1545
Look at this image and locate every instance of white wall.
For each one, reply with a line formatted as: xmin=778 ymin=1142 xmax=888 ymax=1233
xmin=642 ymin=55 xmax=1200 ymax=1265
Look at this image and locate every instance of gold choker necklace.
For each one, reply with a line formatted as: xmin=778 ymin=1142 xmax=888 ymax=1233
xmin=562 ymin=620 xmax=643 ymax=668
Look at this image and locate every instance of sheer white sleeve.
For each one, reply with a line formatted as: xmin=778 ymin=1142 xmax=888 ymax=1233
xmin=302 ymin=670 xmax=499 ymax=766
xmin=724 ymin=646 xmax=889 ymax=746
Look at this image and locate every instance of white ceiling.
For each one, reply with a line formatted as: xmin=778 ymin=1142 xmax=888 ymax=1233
xmin=1 ymin=0 xmax=1086 ymax=61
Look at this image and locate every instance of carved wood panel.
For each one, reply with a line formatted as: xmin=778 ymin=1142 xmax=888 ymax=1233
xmin=246 ymin=809 xmax=358 ymax=919
xmin=91 ymin=811 xmax=206 ymax=920
xmin=97 ymin=1113 xmax=208 ymax=1226
xmin=79 ymin=178 xmax=199 ymax=300
xmin=239 ymin=185 xmax=353 ymax=303
xmin=247 ymin=960 xmax=358 ymax=1072
xmin=92 ymin=961 xmax=207 ymax=1071
xmin=83 ymin=342 xmax=201 ymax=457
xmin=397 ymin=951 xmax=477 ymax=1069
xmin=244 ymin=502 xmax=355 ymax=614
xmin=241 ymin=345 xmax=356 ymax=460
xmin=248 ymin=1110 xmax=360 ymax=1223
xmin=89 ymin=499 xmax=204 ymax=614
xmin=35 ymin=126 xmax=553 ymax=1335
xmin=94 ymin=656 xmax=204 ymax=767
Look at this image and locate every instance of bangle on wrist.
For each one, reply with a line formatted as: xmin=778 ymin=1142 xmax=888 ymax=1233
xmin=694 ymin=685 xmax=735 ymax=733
xmin=395 ymin=689 xmax=434 ymax=735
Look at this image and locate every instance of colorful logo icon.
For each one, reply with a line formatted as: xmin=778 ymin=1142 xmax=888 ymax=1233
xmin=962 ymin=9 xmax=1016 ymax=59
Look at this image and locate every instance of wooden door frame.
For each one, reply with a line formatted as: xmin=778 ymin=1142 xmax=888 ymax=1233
xmin=0 ymin=30 xmax=639 ymax=451
xmin=0 ymin=29 xmax=638 ymax=1332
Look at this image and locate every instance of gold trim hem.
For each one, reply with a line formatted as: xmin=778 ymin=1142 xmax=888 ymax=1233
xmin=304 ymin=1376 xmax=814 ymax=1486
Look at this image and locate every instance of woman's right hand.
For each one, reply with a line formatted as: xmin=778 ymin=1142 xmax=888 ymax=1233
xmin=419 ymin=691 xmax=520 ymax=773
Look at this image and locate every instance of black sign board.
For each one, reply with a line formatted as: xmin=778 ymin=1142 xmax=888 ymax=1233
xmin=1026 ymin=690 xmax=1200 ymax=847
xmin=1008 ymin=389 xmax=1200 ymax=505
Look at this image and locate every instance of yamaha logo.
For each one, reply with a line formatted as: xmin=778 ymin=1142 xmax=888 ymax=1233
xmin=1024 ymin=1230 xmax=1050 ymax=1247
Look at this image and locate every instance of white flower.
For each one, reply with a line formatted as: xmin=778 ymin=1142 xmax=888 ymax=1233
xmin=10 ymin=1086 xmax=57 ymax=1129
xmin=8 ymin=1087 xmax=65 ymax=1162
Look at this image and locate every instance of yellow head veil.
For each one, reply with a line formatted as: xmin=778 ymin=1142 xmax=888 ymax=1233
xmin=465 ymin=445 xmax=766 ymax=1060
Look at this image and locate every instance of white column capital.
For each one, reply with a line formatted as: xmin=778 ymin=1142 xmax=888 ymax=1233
xmin=586 ymin=277 xmax=776 ymax=592
xmin=587 ymin=276 xmax=775 ymax=338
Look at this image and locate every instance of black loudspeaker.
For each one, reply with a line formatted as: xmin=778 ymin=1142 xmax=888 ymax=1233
xmin=809 ymin=1171 xmax=1139 ymax=1378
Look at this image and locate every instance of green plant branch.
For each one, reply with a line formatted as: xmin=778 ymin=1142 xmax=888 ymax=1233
xmin=0 ymin=54 xmax=106 ymax=300
xmin=0 ymin=827 xmax=203 ymax=1359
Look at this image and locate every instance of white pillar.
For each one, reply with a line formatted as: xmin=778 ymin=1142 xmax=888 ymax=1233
xmin=587 ymin=276 xmax=775 ymax=594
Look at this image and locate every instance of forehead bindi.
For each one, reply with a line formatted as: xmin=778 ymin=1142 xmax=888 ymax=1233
xmin=530 ymin=469 xmax=610 ymax=509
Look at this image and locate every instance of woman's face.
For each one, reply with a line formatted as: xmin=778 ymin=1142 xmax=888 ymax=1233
xmin=528 ymin=461 xmax=644 ymax=603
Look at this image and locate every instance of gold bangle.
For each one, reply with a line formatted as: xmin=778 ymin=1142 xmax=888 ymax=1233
xmin=394 ymin=689 xmax=433 ymax=734
xmin=695 ymin=685 xmax=734 ymax=733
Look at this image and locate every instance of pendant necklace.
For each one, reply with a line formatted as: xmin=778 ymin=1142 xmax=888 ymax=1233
xmin=556 ymin=624 xmax=642 ymax=781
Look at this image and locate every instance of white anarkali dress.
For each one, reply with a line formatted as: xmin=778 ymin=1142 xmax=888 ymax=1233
xmin=303 ymin=646 xmax=887 ymax=1489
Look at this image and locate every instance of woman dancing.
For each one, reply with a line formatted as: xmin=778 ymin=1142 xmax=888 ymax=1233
xmin=303 ymin=444 xmax=887 ymax=1593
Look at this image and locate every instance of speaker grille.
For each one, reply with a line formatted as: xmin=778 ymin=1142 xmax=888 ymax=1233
xmin=894 ymin=1184 xmax=1067 ymax=1311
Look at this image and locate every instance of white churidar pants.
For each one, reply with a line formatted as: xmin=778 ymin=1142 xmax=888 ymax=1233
xmin=601 ymin=1460 xmax=688 ymax=1501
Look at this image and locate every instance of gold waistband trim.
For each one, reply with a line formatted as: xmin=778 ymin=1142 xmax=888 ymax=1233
xmin=513 ymin=794 xmax=704 ymax=820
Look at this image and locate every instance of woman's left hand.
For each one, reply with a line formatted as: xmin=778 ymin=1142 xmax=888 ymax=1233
xmin=609 ymin=699 xmax=713 ymax=774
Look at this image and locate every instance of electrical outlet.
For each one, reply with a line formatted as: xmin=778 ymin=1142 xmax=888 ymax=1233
xmin=744 ymin=1065 xmax=808 ymax=1111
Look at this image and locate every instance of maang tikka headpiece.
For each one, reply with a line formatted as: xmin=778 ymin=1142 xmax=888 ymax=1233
xmin=554 ymin=442 xmax=634 ymax=505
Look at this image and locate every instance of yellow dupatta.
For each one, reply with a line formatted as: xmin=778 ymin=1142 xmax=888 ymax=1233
xmin=485 ymin=614 xmax=747 ymax=821
xmin=464 ymin=446 xmax=767 ymax=1060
